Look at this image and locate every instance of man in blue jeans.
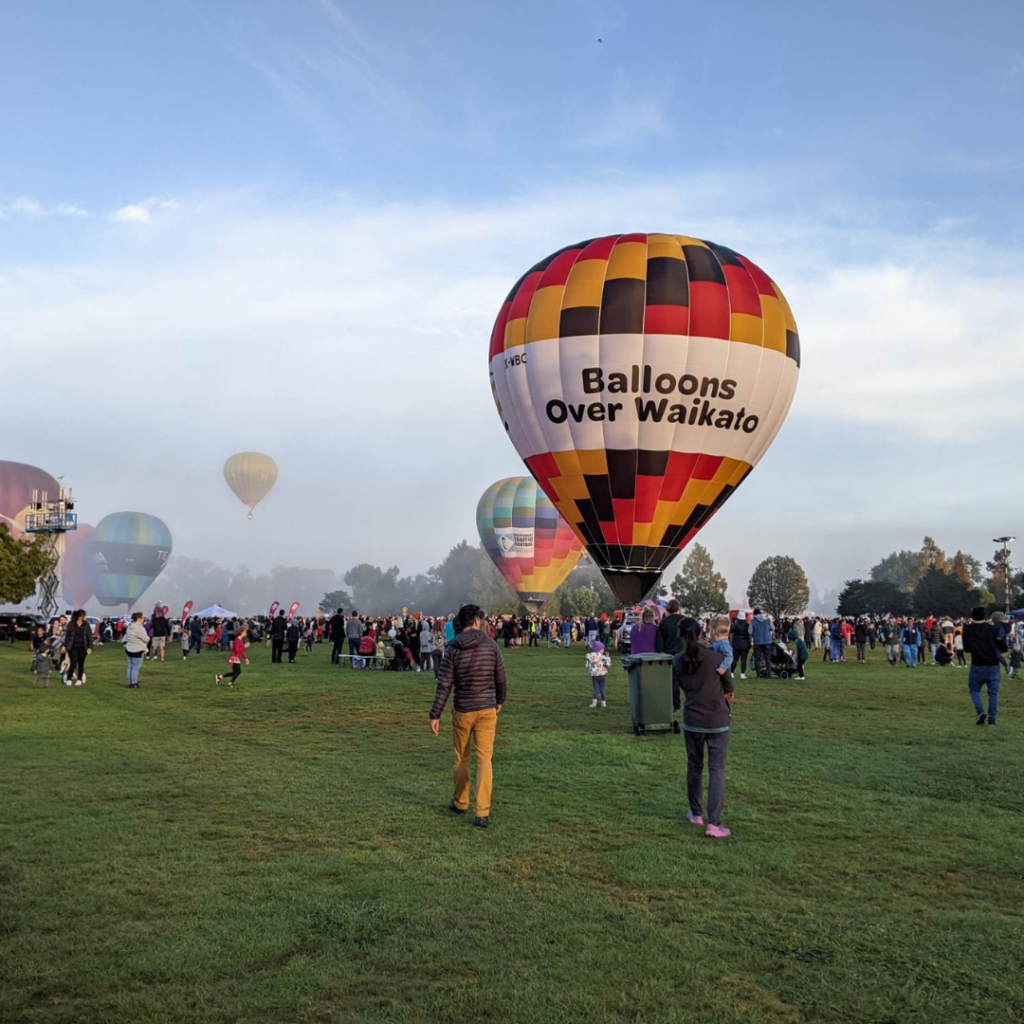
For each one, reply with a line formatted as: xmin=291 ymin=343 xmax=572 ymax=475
xmin=962 ymin=606 xmax=1003 ymax=726
xmin=748 ymin=609 xmax=774 ymax=677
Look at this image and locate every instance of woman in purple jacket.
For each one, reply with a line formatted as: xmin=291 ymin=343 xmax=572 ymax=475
xmin=672 ymin=618 xmax=735 ymax=838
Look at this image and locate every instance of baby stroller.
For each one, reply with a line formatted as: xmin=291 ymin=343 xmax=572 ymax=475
xmin=769 ymin=641 xmax=799 ymax=679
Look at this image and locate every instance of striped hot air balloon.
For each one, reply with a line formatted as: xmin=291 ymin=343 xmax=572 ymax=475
xmin=85 ymin=512 xmax=172 ymax=609
xmin=477 ymin=476 xmax=584 ymax=612
xmin=488 ymin=233 xmax=800 ymax=604
xmin=63 ymin=522 xmax=94 ymax=607
xmin=224 ymin=452 xmax=278 ymax=519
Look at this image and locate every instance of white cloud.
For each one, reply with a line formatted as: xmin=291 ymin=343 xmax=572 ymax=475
xmin=111 ymin=197 xmax=181 ymax=224
xmin=4 ymin=194 xmax=87 ymax=217
xmin=1 ymin=177 xmax=1022 ymax=583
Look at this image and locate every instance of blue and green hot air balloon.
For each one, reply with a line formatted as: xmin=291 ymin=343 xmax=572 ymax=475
xmin=85 ymin=511 xmax=172 ymax=610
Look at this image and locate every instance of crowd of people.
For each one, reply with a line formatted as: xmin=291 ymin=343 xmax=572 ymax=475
xmin=16 ymin=593 xmax=1019 ymax=837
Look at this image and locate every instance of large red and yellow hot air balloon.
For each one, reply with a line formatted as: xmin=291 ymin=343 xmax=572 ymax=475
xmin=223 ymin=452 xmax=278 ymax=520
xmin=489 ymin=233 xmax=800 ymax=603
xmin=477 ymin=477 xmax=583 ymax=612
xmin=0 ymin=460 xmax=60 ymax=540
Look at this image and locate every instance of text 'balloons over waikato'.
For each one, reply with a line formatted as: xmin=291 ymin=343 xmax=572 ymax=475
xmin=85 ymin=512 xmax=173 ymax=609
xmin=488 ymin=233 xmax=800 ymax=604
xmin=477 ymin=476 xmax=584 ymax=612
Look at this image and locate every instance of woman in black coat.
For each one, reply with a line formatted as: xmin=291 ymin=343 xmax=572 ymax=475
xmin=62 ymin=609 xmax=93 ymax=686
xmin=728 ymin=615 xmax=752 ymax=679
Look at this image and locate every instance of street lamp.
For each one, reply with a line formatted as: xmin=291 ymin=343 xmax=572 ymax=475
xmin=993 ymin=536 xmax=1016 ymax=614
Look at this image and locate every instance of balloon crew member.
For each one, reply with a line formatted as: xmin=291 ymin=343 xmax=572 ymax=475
xmin=216 ymin=625 xmax=250 ymax=688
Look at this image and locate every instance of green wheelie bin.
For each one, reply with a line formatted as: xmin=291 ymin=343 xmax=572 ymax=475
xmin=622 ymin=653 xmax=680 ymax=736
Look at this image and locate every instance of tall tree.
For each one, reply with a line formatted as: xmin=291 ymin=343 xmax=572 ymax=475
xmin=560 ymin=584 xmax=601 ymax=617
xmin=870 ymin=550 xmax=920 ymax=593
xmin=746 ymin=555 xmax=809 ymax=623
xmin=670 ymin=543 xmax=728 ymax=615
xmin=0 ymin=524 xmax=58 ymax=605
xmin=913 ymin=567 xmax=979 ymax=618
xmin=836 ymin=578 xmax=910 ymax=617
xmin=321 ymin=589 xmax=352 ymax=614
xmin=917 ymin=536 xmax=948 ymax=577
xmin=468 ymin=555 xmax=521 ymax=615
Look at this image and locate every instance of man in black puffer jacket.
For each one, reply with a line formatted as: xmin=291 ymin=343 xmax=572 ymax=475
xmin=429 ymin=604 xmax=507 ymax=829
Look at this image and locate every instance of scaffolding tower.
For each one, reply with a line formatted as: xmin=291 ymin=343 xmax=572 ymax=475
xmin=24 ymin=485 xmax=77 ymax=619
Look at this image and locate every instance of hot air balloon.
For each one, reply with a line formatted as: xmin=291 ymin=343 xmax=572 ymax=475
xmin=0 ymin=460 xmax=60 ymax=540
xmin=489 ymin=233 xmax=800 ymax=604
xmin=477 ymin=476 xmax=584 ymax=612
xmin=63 ymin=523 xmax=95 ymax=607
xmin=224 ymin=452 xmax=278 ymax=519
xmin=85 ymin=512 xmax=173 ymax=610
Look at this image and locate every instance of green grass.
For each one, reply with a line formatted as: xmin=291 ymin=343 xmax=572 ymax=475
xmin=2 ymin=639 xmax=1023 ymax=1024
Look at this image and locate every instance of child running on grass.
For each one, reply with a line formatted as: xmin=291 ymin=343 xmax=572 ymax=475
xmin=216 ymin=624 xmax=250 ymax=688
xmin=585 ymin=641 xmax=612 ymax=707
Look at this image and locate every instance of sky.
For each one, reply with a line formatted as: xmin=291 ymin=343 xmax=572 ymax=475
xmin=2 ymin=0 xmax=1023 ymax=606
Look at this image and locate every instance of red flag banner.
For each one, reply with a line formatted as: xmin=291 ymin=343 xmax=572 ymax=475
xmin=288 ymin=602 xmax=300 ymax=619
xmin=181 ymin=601 xmax=193 ymax=623
xmin=269 ymin=601 xmax=280 ymax=619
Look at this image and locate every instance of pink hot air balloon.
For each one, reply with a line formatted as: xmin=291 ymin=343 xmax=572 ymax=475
xmin=0 ymin=460 xmax=59 ymax=540
xmin=63 ymin=523 xmax=95 ymax=607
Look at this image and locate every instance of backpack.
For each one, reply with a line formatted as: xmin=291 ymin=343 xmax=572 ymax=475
xmin=359 ymin=636 xmax=376 ymax=655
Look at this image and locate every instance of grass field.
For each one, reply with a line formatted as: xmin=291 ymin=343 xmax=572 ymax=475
xmin=2 ymin=638 xmax=1023 ymax=1024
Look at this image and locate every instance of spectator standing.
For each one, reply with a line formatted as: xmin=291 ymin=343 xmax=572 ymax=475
xmin=61 ymin=609 xmax=93 ymax=686
xmin=901 ymin=618 xmax=921 ymax=668
xmin=328 ymin=608 xmax=346 ymax=664
xmin=270 ymin=610 xmax=287 ymax=663
xmin=429 ymin=605 xmax=507 ymax=829
xmin=123 ymin=612 xmax=149 ymax=688
xmin=655 ymin=600 xmax=685 ymax=656
xmin=749 ymin=608 xmax=774 ymax=677
xmin=962 ymin=606 xmax=1003 ymax=726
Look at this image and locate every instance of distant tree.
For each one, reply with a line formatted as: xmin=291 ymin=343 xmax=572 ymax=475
xmin=917 ymin=536 xmax=948 ymax=577
xmin=746 ymin=556 xmax=810 ymax=623
xmin=670 ymin=543 xmax=728 ymax=615
xmin=950 ymin=550 xmax=984 ymax=588
xmin=469 ymin=555 xmax=521 ymax=616
xmin=836 ymin=578 xmax=910 ymax=618
xmin=560 ymin=585 xmax=601 ymax=618
xmin=870 ymin=550 xmax=920 ymax=593
xmin=429 ymin=541 xmax=487 ymax=612
xmin=559 ymin=554 xmax=617 ymax=613
xmin=912 ymin=566 xmax=979 ymax=618
xmin=321 ymin=589 xmax=352 ymax=614
xmin=0 ymin=524 xmax=58 ymax=605
xmin=344 ymin=563 xmax=402 ymax=614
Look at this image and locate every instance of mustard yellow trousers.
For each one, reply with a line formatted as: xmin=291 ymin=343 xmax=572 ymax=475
xmin=451 ymin=708 xmax=497 ymax=817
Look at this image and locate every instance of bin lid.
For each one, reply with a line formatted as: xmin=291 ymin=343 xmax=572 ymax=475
xmin=621 ymin=653 xmax=675 ymax=669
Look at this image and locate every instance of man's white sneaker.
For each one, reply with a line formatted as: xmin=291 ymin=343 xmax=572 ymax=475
xmin=740 ymin=673 xmax=747 ymax=680
xmin=601 ymin=700 xmax=607 ymax=707
xmin=589 ymin=699 xmax=598 ymax=708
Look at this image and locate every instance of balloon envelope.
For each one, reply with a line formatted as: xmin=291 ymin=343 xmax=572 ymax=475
xmin=224 ymin=452 xmax=278 ymax=517
xmin=488 ymin=233 xmax=799 ymax=603
xmin=85 ymin=512 xmax=173 ymax=608
xmin=0 ymin=460 xmax=60 ymax=539
xmin=477 ymin=476 xmax=584 ymax=609
xmin=63 ymin=523 xmax=95 ymax=607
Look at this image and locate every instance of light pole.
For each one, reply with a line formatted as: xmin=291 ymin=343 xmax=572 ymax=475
xmin=993 ymin=536 xmax=1016 ymax=614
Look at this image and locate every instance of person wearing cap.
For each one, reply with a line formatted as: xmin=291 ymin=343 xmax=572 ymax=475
xmin=585 ymin=640 xmax=612 ymax=707
xmin=962 ymin=606 xmax=1003 ymax=726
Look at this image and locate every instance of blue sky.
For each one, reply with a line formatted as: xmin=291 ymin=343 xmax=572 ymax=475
xmin=2 ymin=0 xmax=1023 ymax=605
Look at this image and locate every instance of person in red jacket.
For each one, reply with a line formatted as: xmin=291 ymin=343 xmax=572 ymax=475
xmin=216 ymin=624 xmax=250 ymax=688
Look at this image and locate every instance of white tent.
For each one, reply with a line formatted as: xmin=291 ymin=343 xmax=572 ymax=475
xmin=193 ymin=604 xmax=240 ymax=618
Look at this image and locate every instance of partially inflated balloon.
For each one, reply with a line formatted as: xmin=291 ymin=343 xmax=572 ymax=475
xmin=85 ymin=512 xmax=173 ymax=608
xmin=477 ymin=476 xmax=584 ymax=611
xmin=0 ymin=460 xmax=60 ymax=539
xmin=63 ymin=523 xmax=94 ymax=607
xmin=224 ymin=452 xmax=278 ymax=519
xmin=489 ymin=233 xmax=800 ymax=603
